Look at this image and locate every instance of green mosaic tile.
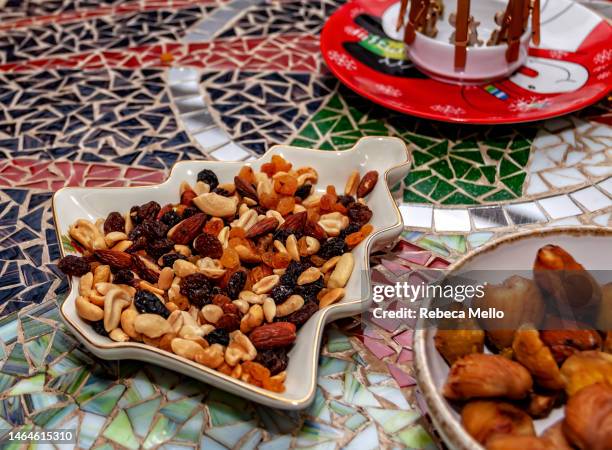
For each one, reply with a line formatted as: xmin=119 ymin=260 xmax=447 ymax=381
xmin=509 ymin=148 xmax=530 ymax=166
xmin=160 ymin=397 xmax=201 ymax=423
xmin=32 ymin=404 xmax=76 ymax=427
xmin=126 ymin=397 xmax=161 ymax=438
xmin=455 ymin=181 xmax=496 ymax=197
xmin=299 ymin=123 xmax=319 ymax=140
xmin=291 ymin=138 xmax=315 ymax=148
xmin=8 ymin=373 xmax=44 ymax=395
xmin=417 ymin=237 xmax=450 ymax=256
xmin=485 ymin=137 xmax=512 ymax=149
xmin=48 ymin=367 xmax=88 ymax=395
xmin=411 ymin=150 xmax=434 ymax=166
xmin=103 ymin=410 xmax=139 ymax=450
xmin=451 ymin=139 xmax=478 ymax=150
xmin=397 ymin=424 xmax=435 ymax=448
xmin=175 ymin=411 xmax=204 ymax=442
xmin=481 ymin=166 xmax=497 ymax=183
xmin=502 ymin=172 xmax=527 ymax=196
xmin=427 ymin=141 xmax=448 ymax=157
xmin=0 ymin=372 xmax=16 ymax=392
xmin=404 ymin=169 xmax=431 ymax=185
xmin=484 ymin=189 xmax=516 ymax=201
xmin=404 ymin=134 xmax=437 ymax=149
xmin=430 ymin=160 xmax=453 ymax=179
xmin=510 ymin=136 xmax=531 ymax=149
xmin=499 ymin=158 xmax=522 ymax=177
xmin=429 ymin=179 xmax=455 ymax=201
xmin=403 ymin=190 xmax=429 ymax=203
xmin=345 ymin=413 xmax=367 ymax=431
xmin=208 ymin=400 xmax=252 ymax=426
xmin=20 ymin=317 xmax=54 ymax=340
xmin=314 ymin=118 xmax=338 ymax=136
xmin=449 ymin=156 xmax=472 ymax=178
xmin=441 ymin=192 xmax=477 ymax=205
xmin=440 ymin=235 xmax=467 ymax=253
xmin=463 ymin=167 xmax=482 ymax=181
xmin=3 ymin=343 xmax=30 ymax=375
xmin=367 ymin=408 xmax=419 ymax=433
xmin=331 ymin=116 xmax=353 ymax=133
xmin=487 ymin=148 xmax=504 ymax=160
xmin=453 ymin=150 xmax=484 ymax=164
xmin=326 ymin=94 xmax=343 ymax=111
xmin=413 ymin=177 xmax=437 ymax=195
xmin=80 ymin=384 xmax=126 ymax=415
xmin=331 ymin=135 xmax=358 ymax=148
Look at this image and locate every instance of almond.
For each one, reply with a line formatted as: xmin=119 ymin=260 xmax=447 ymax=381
xmin=245 ymin=217 xmax=279 ymax=238
xmin=94 ymin=249 xmax=133 ymax=270
xmin=304 ymin=220 xmax=327 ymax=240
xmin=168 ymin=213 xmax=207 ymax=245
xmin=356 ymin=170 xmax=378 ymax=198
xmin=249 ymin=322 xmax=296 ymax=349
xmin=234 ymin=176 xmax=258 ymax=200
xmin=181 ymin=189 xmax=197 ymax=206
xmin=132 ymin=254 xmax=160 ymax=284
xmin=277 ymin=211 xmax=306 ymax=234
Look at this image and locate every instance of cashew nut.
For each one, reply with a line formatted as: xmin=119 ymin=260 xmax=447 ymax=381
xmin=225 ymin=331 xmax=257 ymax=366
xmin=195 ymin=343 xmax=225 ymax=368
xmin=103 ymin=287 xmax=131 ymax=332
xmin=120 ymin=309 xmax=141 ymax=340
xmin=171 ymin=338 xmax=206 ymax=361
xmin=134 ymin=314 xmax=172 ymax=338
xmin=76 ymin=295 xmax=104 ymax=321
xmin=193 ymin=192 xmax=238 ymax=217
xmin=328 ymin=253 xmax=354 ymax=289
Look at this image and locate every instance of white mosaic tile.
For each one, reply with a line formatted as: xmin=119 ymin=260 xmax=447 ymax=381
xmin=546 ymin=216 xmax=583 ymax=226
xmin=570 ymin=186 xmax=611 ymax=212
xmin=533 ymin=130 xmax=563 ymax=147
xmin=182 ymin=111 xmax=216 ymax=134
xmin=169 ymin=80 xmax=200 ymax=99
xmin=598 ymin=178 xmax=612 ymax=195
xmin=433 ymin=209 xmax=470 ymax=232
xmin=504 ymin=202 xmax=546 ymax=225
xmin=525 ymin=173 xmax=548 ymax=195
xmin=538 ymin=195 xmax=582 ymax=219
xmin=399 ymin=204 xmax=433 ymax=228
xmin=175 ymin=96 xmax=207 ymax=114
xmin=593 ymin=212 xmax=611 ymax=226
xmin=210 ymin=142 xmax=250 ymax=161
xmin=167 ymin=67 xmax=200 ymax=84
xmin=585 ymin=165 xmax=612 ymax=177
xmin=541 ymin=168 xmax=586 ymax=188
xmin=193 ymin=127 xmax=231 ymax=150
xmin=470 ymin=206 xmax=508 ymax=229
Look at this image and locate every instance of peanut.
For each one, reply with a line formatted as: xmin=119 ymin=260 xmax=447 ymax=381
xmin=252 ymin=275 xmax=279 ymax=295
xmin=79 ymin=272 xmax=93 ymax=297
xmin=195 ymin=343 xmax=225 ymax=368
xmin=201 ymin=304 xmax=224 ymax=324
xmin=120 ymin=309 xmax=141 ymax=340
xmin=319 ymin=287 xmax=345 ymax=308
xmin=240 ymin=304 xmax=264 ymax=333
xmin=328 ymin=253 xmax=354 ymax=289
xmin=239 ymin=291 xmax=266 ymax=304
xmin=297 ymin=267 xmax=321 ymax=285
xmin=158 ymin=267 xmax=174 ymax=290
xmin=321 ymin=255 xmax=341 ymax=274
xmin=285 ymin=235 xmax=299 ymax=261
xmin=93 ymin=265 xmax=111 ymax=285
xmin=173 ymin=259 xmax=197 ymax=278
xmin=76 ymin=295 xmax=104 ymax=321
xmin=344 ymin=170 xmax=360 ymax=196
xmin=103 ymin=288 xmax=131 ymax=332
xmin=171 ymin=338 xmax=205 ymax=361
xmin=109 ymin=328 xmax=130 ymax=342
xmin=225 ymin=331 xmax=257 ymax=366
xmin=276 ymin=295 xmax=304 ymax=317
xmin=263 ymin=297 xmax=276 ymax=323
xmin=232 ymin=299 xmax=249 ymax=314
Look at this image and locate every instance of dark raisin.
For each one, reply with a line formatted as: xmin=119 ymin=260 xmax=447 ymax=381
xmin=160 ymin=252 xmax=187 ymax=268
xmin=226 ymin=270 xmax=247 ymax=299
xmin=193 ymin=233 xmax=223 ymax=259
xmin=126 ymin=236 xmax=148 ymax=253
xmin=255 ymin=348 xmax=289 ymax=375
xmin=294 ymin=184 xmax=312 ymax=200
xmin=180 ymin=273 xmax=213 ymax=308
xmin=146 ymin=238 xmax=175 ymax=259
xmin=206 ymin=328 xmax=230 ymax=346
xmin=113 ymin=269 xmax=135 ymax=285
xmin=273 ymin=228 xmax=300 ymax=244
xmin=338 ymin=222 xmax=361 ymax=240
xmin=216 ymin=313 xmax=240 ymax=331
xmin=103 ymin=211 xmax=125 ymax=234
xmin=213 ymin=187 xmax=231 ymax=197
xmin=181 ymin=206 xmax=198 ymax=219
xmin=270 ymin=284 xmax=293 ymax=304
xmin=91 ymin=320 xmax=109 ymax=337
xmin=131 ymin=201 xmax=161 ymax=224
xmin=129 ymin=219 xmax=168 ymax=241
xmin=318 ymin=237 xmax=346 ymax=259
xmin=134 ymin=290 xmax=170 ymax=318
xmin=197 ymin=169 xmax=219 ymax=190
xmin=211 ymin=286 xmax=228 ymax=298
xmin=279 ymin=260 xmax=311 ymax=286
xmin=295 ymin=277 xmax=324 ymax=302
xmin=58 ymin=255 xmax=90 ymax=277
xmin=282 ymin=300 xmax=318 ymax=328
xmin=160 ymin=210 xmax=181 ymax=228
xmin=337 ymin=195 xmax=355 ymax=207
xmin=347 ymin=202 xmax=372 ymax=227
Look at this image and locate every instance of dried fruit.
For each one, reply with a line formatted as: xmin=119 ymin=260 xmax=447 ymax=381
xmin=216 ymin=313 xmax=241 ymax=331
xmin=220 ymin=247 xmax=240 ymax=269
xmin=160 ymin=252 xmax=187 ymax=268
xmin=94 ymin=249 xmax=133 ymax=270
xmin=206 ymin=328 xmax=230 ymax=346
xmin=58 ymin=255 xmax=90 ymax=277
xmin=347 ymin=202 xmax=372 ymax=226
xmin=132 ymin=201 xmax=161 ymax=224
xmin=227 ymin=270 xmax=247 ymax=300
xmin=146 ymin=238 xmax=175 ymax=259
xmin=168 ymin=213 xmax=207 ymax=245
xmin=113 ymin=269 xmax=135 ymax=285
xmin=134 ymin=289 xmax=170 ymax=318
xmin=255 ymin=347 xmax=288 ymax=375
xmin=103 ymin=211 xmax=125 ymax=234
xmin=180 ymin=273 xmax=213 ymax=308
xmin=295 ymin=184 xmax=312 ymax=200
xmin=304 ymin=220 xmax=327 ymax=241
xmin=131 ymin=255 xmax=160 ymax=284
xmin=560 ymin=351 xmax=612 ymax=396
xmin=276 ymin=197 xmax=295 ymax=216
xmin=160 ymin=210 xmax=181 ymax=228
xmin=197 ymin=169 xmax=219 ymax=190
xmin=318 ymin=237 xmax=346 ymax=259
xmin=435 ymin=328 xmax=485 ymax=365
xmin=249 ymin=322 xmax=296 ymax=349
xmin=91 ymin=320 xmax=109 ymax=337
xmin=282 ymin=299 xmax=318 ymax=327
xmin=193 ymin=233 xmax=223 ymax=259
xmin=356 ymin=170 xmax=378 ymax=197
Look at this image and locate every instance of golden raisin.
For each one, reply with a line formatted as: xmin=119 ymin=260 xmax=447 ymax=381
xmin=271 ymin=155 xmax=292 ymax=172
xmin=276 ymin=197 xmax=295 ymax=216
xmin=360 ymin=224 xmax=373 ymax=235
xmin=250 ymin=265 xmax=272 ymax=284
xmin=204 ymin=218 xmax=224 ymax=235
xmin=274 ymin=174 xmax=298 ymax=196
xmin=310 ymin=255 xmax=326 ymax=267
xmin=320 ymin=194 xmax=336 ymax=212
xmin=307 ymin=207 xmax=320 ymax=222
xmin=272 ymin=252 xmax=291 ymax=269
xmin=345 ymin=231 xmax=365 ymax=247
xmin=259 ymin=192 xmax=279 ymax=209
xmin=261 ymin=251 xmax=275 ymax=267
xmin=228 ymin=237 xmax=249 ymax=248
xmin=220 ymin=247 xmax=240 ymax=268
xmin=229 ymin=227 xmax=245 ymax=239
xmin=332 ymin=202 xmax=347 ymax=214
xmin=326 ymin=185 xmax=337 ymax=196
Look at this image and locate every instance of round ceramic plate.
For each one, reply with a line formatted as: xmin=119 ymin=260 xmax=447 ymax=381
xmin=413 ymin=226 xmax=612 ymax=450
xmin=320 ymin=0 xmax=612 ymax=124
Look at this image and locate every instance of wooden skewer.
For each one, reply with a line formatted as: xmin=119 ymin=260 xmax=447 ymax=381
xmin=531 ymin=0 xmax=541 ymax=45
xmin=403 ymin=0 xmax=430 ymax=45
xmin=397 ymin=0 xmax=409 ymax=32
xmin=453 ymin=0 xmax=470 ymax=69
xmin=505 ymin=0 xmax=526 ymax=63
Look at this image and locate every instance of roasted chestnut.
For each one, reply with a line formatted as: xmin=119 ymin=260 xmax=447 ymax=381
xmin=512 ymin=326 xmax=565 ymax=391
xmin=563 ymin=383 xmax=612 ymax=450
xmin=560 ymin=350 xmax=612 ymax=396
xmin=461 ymin=401 xmax=534 ymax=445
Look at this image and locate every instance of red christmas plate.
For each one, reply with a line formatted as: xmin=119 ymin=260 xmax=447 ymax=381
xmin=320 ymin=0 xmax=612 ymax=124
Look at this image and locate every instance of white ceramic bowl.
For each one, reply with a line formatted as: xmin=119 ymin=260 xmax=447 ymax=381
xmin=382 ymin=0 xmax=531 ymax=83
xmin=414 ymin=226 xmax=612 ymax=449
xmin=53 ymin=136 xmax=411 ymax=409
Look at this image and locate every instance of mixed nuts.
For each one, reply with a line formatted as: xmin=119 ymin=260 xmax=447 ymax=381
xmin=435 ymin=245 xmax=612 ymax=449
xmin=58 ymin=155 xmax=378 ymax=392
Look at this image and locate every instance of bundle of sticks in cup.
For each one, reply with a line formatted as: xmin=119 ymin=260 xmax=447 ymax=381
xmin=397 ymin=0 xmax=540 ymax=68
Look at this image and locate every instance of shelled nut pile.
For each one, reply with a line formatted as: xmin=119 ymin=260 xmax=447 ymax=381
xmin=58 ymin=155 xmax=378 ymax=392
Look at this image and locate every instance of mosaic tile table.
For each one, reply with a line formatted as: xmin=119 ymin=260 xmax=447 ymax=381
xmin=0 ymin=0 xmax=609 ymax=448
